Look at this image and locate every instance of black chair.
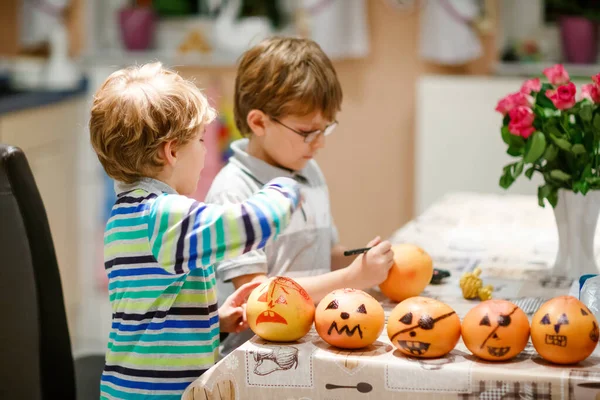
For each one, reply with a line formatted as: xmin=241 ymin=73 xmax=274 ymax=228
xmin=0 ymin=144 xmax=104 ymax=399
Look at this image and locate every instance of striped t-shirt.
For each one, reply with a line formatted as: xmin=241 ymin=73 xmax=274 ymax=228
xmin=100 ymin=177 xmax=300 ymax=399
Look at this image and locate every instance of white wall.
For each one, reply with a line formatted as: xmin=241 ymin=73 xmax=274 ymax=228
xmin=414 ymin=75 xmax=544 ymax=215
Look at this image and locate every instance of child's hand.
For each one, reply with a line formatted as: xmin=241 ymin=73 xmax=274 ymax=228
xmin=350 ymin=236 xmax=394 ymax=288
xmin=219 ymin=281 xmax=262 ymax=333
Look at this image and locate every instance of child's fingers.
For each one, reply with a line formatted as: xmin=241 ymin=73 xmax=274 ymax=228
xmin=241 ymin=303 xmax=248 ymax=324
xmin=366 ymin=236 xmax=381 ymax=248
xmin=377 ymin=241 xmax=392 ymax=253
xmin=230 ymin=281 xmax=262 ymax=306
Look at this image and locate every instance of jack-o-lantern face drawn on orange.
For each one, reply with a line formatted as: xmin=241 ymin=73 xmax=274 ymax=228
xmin=461 ymin=300 xmax=530 ymax=361
xmin=387 ymin=297 xmax=461 ymax=358
xmin=315 ymin=289 xmax=385 ymax=349
xmin=247 ymin=277 xmax=314 ymax=342
xmin=531 ymin=296 xmax=599 ymax=365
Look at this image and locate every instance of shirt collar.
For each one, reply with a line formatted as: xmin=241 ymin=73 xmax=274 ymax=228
xmin=114 ymin=177 xmax=178 ymax=196
xmin=229 ymin=138 xmax=309 ymax=185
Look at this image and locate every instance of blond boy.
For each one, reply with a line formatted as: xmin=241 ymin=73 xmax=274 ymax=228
xmin=89 ymin=62 xmax=301 ymax=399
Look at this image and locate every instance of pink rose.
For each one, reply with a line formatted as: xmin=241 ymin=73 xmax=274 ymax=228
xmin=520 ymin=78 xmax=541 ymax=94
xmin=592 ymin=73 xmax=600 ymax=85
xmin=582 ymin=83 xmax=600 ymax=103
xmin=543 ymin=64 xmax=570 ymax=85
xmin=546 ymin=82 xmax=577 ymax=110
xmin=495 ymin=92 xmax=533 ymax=115
xmin=508 ymin=106 xmax=536 ymax=139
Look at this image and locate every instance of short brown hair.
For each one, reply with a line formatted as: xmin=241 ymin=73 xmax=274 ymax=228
xmin=234 ymin=37 xmax=342 ymax=135
xmin=89 ymin=62 xmax=215 ymax=183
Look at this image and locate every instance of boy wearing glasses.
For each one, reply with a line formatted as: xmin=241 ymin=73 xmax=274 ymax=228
xmin=206 ymin=37 xmax=394 ymax=353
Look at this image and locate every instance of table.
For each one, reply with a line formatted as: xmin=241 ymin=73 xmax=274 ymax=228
xmin=183 ymin=192 xmax=600 ymax=400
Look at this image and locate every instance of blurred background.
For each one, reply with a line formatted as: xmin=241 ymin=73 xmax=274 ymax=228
xmin=0 ymin=0 xmax=598 ymax=359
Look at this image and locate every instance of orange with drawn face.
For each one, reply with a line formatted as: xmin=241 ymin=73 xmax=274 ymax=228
xmin=387 ymin=296 xmax=460 ymax=358
xmin=246 ymin=277 xmax=315 ymax=342
xmin=461 ymin=300 xmax=530 ymax=361
xmin=531 ymin=296 xmax=599 ymax=364
xmin=315 ymin=289 xmax=385 ymax=349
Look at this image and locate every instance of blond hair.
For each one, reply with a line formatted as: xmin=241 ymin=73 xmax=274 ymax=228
xmin=234 ymin=37 xmax=342 ymax=135
xmin=89 ymin=62 xmax=216 ymax=183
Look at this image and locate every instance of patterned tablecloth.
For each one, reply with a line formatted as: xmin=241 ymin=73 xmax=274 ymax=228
xmin=183 ymin=192 xmax=600 ymax=400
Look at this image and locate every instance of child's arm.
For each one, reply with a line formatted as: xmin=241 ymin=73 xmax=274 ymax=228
xmin=147 ymin=177 xmax=300 ymax=274
xmin=331 ymin=244 xmax=352 ymax=270
xmin=232 ymin=238 xmax=394 ymax=303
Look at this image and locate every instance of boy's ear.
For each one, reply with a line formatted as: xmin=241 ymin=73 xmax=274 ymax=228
xmin=247 ymin=109 xmax=268 ymax=137
xmin=160 ymin=140 xmax=178 ymax=166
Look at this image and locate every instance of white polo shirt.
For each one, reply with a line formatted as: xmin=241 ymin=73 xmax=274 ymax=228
xmin=205 ymin=138 xmax=338 ymax=352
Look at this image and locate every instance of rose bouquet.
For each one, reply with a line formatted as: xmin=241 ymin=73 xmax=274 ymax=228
xmin=497 ymin=64 xmax=600 ymax=207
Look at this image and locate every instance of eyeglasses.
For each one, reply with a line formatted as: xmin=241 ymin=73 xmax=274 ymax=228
xmin=271 ymin=117 xmax=338 ymax=143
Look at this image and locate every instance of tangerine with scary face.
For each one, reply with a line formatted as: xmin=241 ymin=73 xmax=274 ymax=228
xmin=531 ymin=296 xmax=599 ymax=364
xmin=461 ymin=299 xmax=530 ymax=361
xmin=246 ymin=277 xmax=315 ymax=342
xmin=387 ymin=296 xmax=460 ymax=358
xmin=315 ymin=289 xmax=385 ymax=349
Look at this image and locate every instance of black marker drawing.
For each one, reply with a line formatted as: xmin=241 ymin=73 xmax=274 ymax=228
xmin=389 ymin=311 xmax=455 ymax=356
xmin=251 ymin=345 xmax=299 ymax=376
xmin=540 ymin=313 xmax=569 ymax=347
xmin=328 ymin=321 xmax=363 ymax=339
xmin=325 ymin=382 xmax=373 ymax=393
xmin=479 ymin=306 xmax=518 ymax=358
xmin=590 ymin=321 xmax=599 ymax=342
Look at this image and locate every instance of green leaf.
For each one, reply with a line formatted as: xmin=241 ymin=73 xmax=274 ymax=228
xmin=580 ymin=104 xmax=593 ymax=122
xmin=550 ymin=169 xmax=572 ymax=181
xmin=509 ymin=134 xmax=526 ymax=148
xmin=499 ymin=164 xmax=516 ymax=189
xmin=594 ymin=114 xmax=600 ymax=131
xmin=586 ymin=177 xmax=600 ymax=186
xmin=543 ymin=108 xmax=561 ymax=118
xmin=547 ymin=188 xmax=559 ymax=207
xmin=550 ymin=134 xmax=572 ymax=151
xmin=574 ymin=180 xmax=590 ymax=195
xmin=501 ymin=126 xmax=512 ymax=145
xmin=499 ymin=173 xmax=515 ymax=189
xmin=581 ymin=184 xmax=590 ymax=195
xmin=524 ymin=132 xmax=547 ymax=163
xmin=546 ymin=123 xmax=562 ymax=137
xmin=583 ymin=164 xmax=593 ymax=179
xmin=525 ymin=166 xmax=535 ymax=179
xmin=513 ymin=160 xmax=524 ymax=177
xmin=538 ymin=184 xmax=552 ymax=207
xmin=537 ymin=84 xmax=556 ymax=109
xmin=572 ymin=144 xmax=587 ymax=155
xmin=507 ymin=146 xmax=523 ymax=157
xmin=543 ymin=144 xmax=559 ymax=161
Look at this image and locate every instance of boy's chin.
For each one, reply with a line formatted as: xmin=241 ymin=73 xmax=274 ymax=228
xmin=287 ymin=158 xmax=310 ymax=171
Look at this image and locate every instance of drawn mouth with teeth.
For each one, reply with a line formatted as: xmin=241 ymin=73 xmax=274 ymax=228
xmin=487 ymin=346 xmax=510 ymax=357
xmin=545 ymin=334 xmax=567 ymax=347
xmin=328 ymin=321 xmax=363 ymax=338
xmin=398 ymin=340 xmax=431 ymax=356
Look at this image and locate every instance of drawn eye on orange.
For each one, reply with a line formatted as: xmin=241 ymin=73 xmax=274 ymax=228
xmin=275 ymin=295 xmax=287 ymax=305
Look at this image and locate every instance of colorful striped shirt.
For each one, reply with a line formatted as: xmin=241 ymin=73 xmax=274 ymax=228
xmin=100 ymin=177 xmax=300 ymax=399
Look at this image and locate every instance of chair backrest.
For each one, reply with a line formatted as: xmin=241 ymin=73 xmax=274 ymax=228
xmin=0 ymin=144 xmax=75 ymax=400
